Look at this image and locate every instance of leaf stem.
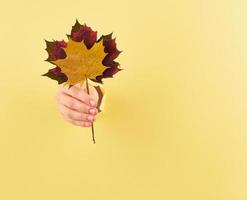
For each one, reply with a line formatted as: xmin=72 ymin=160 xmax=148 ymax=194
xmin=86 ymin=77 xmax=96 ymax=144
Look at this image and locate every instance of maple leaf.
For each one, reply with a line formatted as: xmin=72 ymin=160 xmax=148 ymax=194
xmin=51 ymin=37 xmax=109 ymax=86
xmin=43 ymin=20 xmax=122 ymax=86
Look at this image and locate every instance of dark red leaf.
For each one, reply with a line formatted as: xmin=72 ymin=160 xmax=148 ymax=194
xmin=42 ymin=66 xmax=68 ymax=84
xmin=70 ymin=20 xmax=97 ymax=49
xmin=45 ymin=40 xmax=67 ymax=61
xmin=103 ymin=50 xmax=121 ymax=66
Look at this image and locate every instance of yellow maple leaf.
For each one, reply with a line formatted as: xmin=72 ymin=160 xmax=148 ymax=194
xmin=51 ymin=37 xmax=109 ymax=86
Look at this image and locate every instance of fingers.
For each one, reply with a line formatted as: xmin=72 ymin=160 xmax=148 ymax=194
xmin=58 ymin=103 xmax=96 ymax=121
xmin=60 ymin=84 xmax=97 ymax=107
xmin=56 ymin=91 xmax=98 ymax=114
xmin=56 ymin=83 xmax=100 ymax=128
xmin=63 ymin=115 xmax=93 ymax=128
xmin=58 ymin=104 xmax=96 ymax=127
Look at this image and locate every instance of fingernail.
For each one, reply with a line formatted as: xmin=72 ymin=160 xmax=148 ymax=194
xmin=89 ymin=99 xmax=96 ymax=107
xmin=87 ymin=115 xmax=94 ymax=121
xmin=89 ymin=108 xmax=95 ymax=114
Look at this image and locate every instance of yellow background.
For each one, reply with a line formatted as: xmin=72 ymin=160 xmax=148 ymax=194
xmin=0 ymin=0 xmax=247 ymax=199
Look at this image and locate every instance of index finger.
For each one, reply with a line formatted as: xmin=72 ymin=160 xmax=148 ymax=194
xmin=60 ymin=84 xmax=96 ymax=107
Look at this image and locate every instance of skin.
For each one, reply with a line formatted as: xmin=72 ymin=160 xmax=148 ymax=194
xmin=56 ymin=83 xmax=100 ymax=128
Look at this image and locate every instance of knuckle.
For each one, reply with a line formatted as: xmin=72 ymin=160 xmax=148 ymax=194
xmin=80 ymin=122 xmax=87 ymax=127
xmin=79 ymin=113 xmax=85 ymax=120
xmin=67 ymin=100 xmax=75 ymax=108
xmin=80 ymin=123 xmax=86 ymax=127
xmin=68 ymin=111 xmax=81 ymax=120
xmin=78 ymin=103 xmax=87 ymax=112
xmin=66 ymin=110 xmax=73 ymax=119
xmin=77 ymin=91 xmax=85 ymax=101
xmin=73 ymin=121 xmax=84 ymax=127
xmin=76 ymin=104 xmax=83 ymax=111
xmin=74 ymin=102 xmax=82 ymax=110
xmin=63 ymin=115 xmax=73 ymax=124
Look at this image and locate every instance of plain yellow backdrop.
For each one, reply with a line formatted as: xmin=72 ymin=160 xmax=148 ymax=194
xmin=0 ymin=0 xmax=247 ymax=199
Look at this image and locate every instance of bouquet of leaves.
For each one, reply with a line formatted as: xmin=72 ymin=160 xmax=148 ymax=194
xmin=43 ymin=20 xmax=122 ymax=143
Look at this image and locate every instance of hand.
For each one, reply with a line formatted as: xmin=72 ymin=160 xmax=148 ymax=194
xmin=56 ymin=83 xmax=99 ymax=127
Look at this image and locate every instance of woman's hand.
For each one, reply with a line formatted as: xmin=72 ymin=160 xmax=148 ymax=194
xmin=55 ymin=83 xmax=99 ymax=127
